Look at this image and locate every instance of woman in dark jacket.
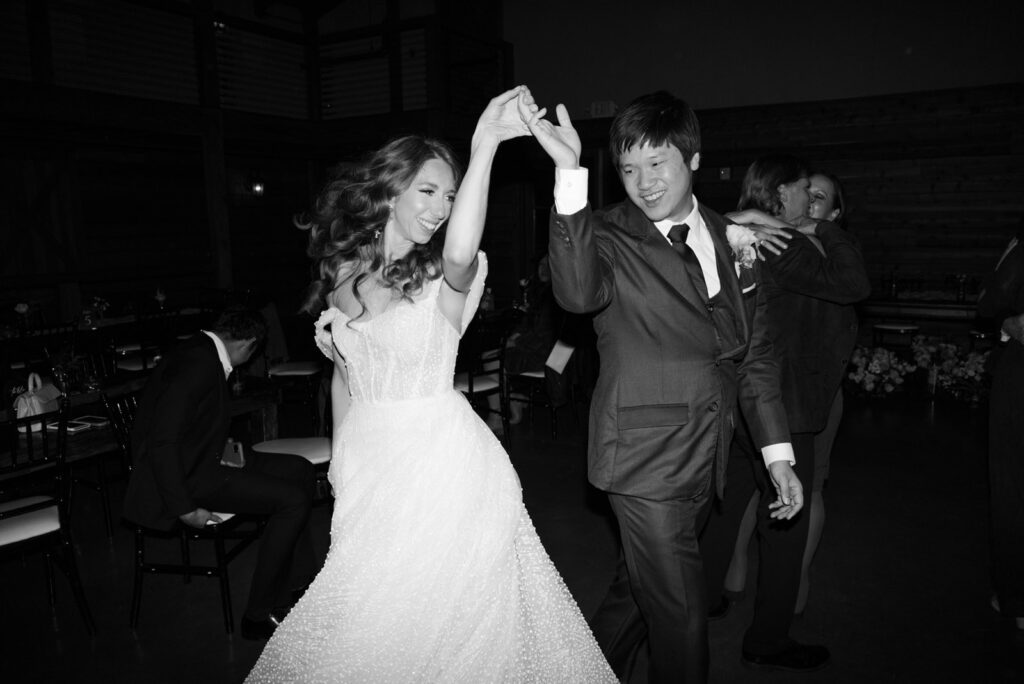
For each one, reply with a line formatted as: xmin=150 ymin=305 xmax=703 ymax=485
xmin=978 ymin=221 xmax=1024 ymax=630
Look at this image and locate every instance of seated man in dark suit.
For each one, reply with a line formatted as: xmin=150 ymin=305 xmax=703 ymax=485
xmin=122 ymin=307 xmax=317 ymax=640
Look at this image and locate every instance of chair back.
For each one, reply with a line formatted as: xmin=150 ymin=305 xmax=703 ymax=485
xmin=458 ymin=311 xmax=517 ymax=386
xmin=78 ymin=339 xmax=119 ymax=387
xmin=0 ymin=396 xmax=70 ymax=520
xmin=102 ymin=390 xmax=141 ymax=469
xmin=454 ymin=310 xmax=522 ymax=400
xmin=138 ymin=308 xmax=183 ymax=353
xmin=6 ymin=323 xmax=78 ymax=376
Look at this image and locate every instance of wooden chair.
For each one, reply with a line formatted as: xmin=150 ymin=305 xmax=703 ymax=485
xmin=252 ymin=437 xmax=333 ymax=504
xmin=455 ymin=312 xmax=515 ymax=441
xmin=78 ymin=335 xmax=120 ymax=389
xmin=112 ymin=309 xmax=179 ymax=373
xmin=0 ymin=397 xmax=96 ymax=635
xmin=9 ymin=323 xmax=78 ymax=375
xmin=101 ymin=388 xmax=141 ymax=475
xmin=45 ymin=387 xmax=125 ymax=539
xmin=103 ymin=389 xmax=262 ymax=634
xmin=130 ymin=512 xmax=262 ymax=634
xmin=504 ymin=341 xmax=579 ymax=441
xmin=260 ymin=302 xmax=326 ymax=435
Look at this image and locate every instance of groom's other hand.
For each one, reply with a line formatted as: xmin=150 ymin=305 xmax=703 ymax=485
xmin=767 ymin=461 xmax=804 ymax=520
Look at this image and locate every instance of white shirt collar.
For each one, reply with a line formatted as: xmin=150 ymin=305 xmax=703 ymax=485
xmin=654 ymin=197 xmax=705 ymax=244
xmin=202 ymin=330 xmax=234 ymax=379
xmin=652 ymin=196 xmax=722 ymax=298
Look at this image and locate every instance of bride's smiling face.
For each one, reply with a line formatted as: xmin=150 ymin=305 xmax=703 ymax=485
xmin=387 ymin=158 xmax=456 ymax=248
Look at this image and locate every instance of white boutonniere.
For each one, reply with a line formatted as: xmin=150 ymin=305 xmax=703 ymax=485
xmin=726 ymin=224 xmax=758 ymax=269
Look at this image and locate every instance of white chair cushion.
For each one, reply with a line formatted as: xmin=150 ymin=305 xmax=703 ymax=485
xmin=207 ymin=512 xmax=235 ymax=525
xmin=268 ymin=361 xmax=321 ymax=377
xmin=252 ymin=437 xmax=331 ymax=466
xmin=0 ymin=496 xmax=59 ymax=546
xmin=453 ymin=372 xmax=499 ymax=393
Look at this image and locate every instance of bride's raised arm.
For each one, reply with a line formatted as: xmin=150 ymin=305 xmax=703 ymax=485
xmin=438 ymin=86 xmax=532 ymax=327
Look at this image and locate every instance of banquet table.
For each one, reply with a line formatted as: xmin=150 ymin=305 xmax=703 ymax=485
xmin=4 ymin=378 xmax=281 ymax=471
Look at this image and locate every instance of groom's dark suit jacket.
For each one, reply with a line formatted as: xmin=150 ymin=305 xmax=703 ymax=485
xmin=549 ymin=201 xmax=790 ymax=501
xmin=122 ymin=334 xmax=231 ymax=531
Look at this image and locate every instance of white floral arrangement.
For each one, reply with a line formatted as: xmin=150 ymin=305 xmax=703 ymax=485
xmin=14 ymin=302 xmax=29 ymax=315
xmin=89 ymin=296 xmax=110 ymax=314
xmin=910 ymin=334 xmax=989 ymax=403
xmin=726 ymin=224 xmax=758 ymax=269
xmin=846 ymin=346 xmax=917 ymax=396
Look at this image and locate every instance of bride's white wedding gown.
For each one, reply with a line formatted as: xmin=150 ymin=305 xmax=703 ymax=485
xmin=246 ymin=254 xmax=616 ymax=683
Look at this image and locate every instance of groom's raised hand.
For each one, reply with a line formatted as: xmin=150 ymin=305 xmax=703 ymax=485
xmin=518 ymin=87 xmax=581 ymax=169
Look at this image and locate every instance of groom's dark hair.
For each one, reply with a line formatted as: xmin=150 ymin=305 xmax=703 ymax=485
xmin=609 ymin=91 xmax=701 ymax=167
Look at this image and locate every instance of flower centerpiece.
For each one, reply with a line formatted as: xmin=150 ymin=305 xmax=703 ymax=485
xmin=937 ymin=350 xmax=989 ymax=404
xmin=81 ymin=295 xmax=110 ymax=329
xmin=909 ymin=334 xmax=990 ymax=404
xmin=155 ymin=288 xmax=166 ymax=309
xmin=89 ymin=296 xmax=110 ymax=318
xmin=845 ymin=345 xmax=918 ymax=396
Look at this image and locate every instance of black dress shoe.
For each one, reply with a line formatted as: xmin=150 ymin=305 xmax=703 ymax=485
xmin=240 ymin=612 xmax=283 ymax=640
xmin=708 ymin=595 xmax=733 ymax=620
xmin=742 ymin=642 xmax=830 ymax=672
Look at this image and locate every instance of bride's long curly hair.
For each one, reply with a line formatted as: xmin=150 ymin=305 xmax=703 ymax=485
xmin=298 ymin=136 xmax=463 ymax=318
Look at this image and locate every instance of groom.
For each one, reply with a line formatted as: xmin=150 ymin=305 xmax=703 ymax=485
xmin=524 ymin=89 xmax=803 ymax=683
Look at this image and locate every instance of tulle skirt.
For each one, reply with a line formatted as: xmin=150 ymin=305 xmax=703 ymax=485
xmin=246 ymin=390 xmax=616 ymax=683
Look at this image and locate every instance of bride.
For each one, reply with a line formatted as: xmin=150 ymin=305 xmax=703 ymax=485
xmin=245 ymin=86 xmax=617 ymax=682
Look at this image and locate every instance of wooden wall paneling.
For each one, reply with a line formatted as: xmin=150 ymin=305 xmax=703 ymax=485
xmin=25 ymin=0 xmax=52 ymax=84
xmin=696 ymin=84 xmax=1024 ymax=306
xmin=480 ymin=181 xmax=535 ymax=308
xmin=73 ymin=142 xmax=210 ymax=310
xmin=0 ymin=155 xmax=79 ymax=324
xmin=226 ymin=154 xmax=313 ymax=318
xmin=202 ymin=109 xmax=232 ymax=289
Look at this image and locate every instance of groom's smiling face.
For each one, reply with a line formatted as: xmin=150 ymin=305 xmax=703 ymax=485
xmin=618 ymin=143 xmax=701 ymax=224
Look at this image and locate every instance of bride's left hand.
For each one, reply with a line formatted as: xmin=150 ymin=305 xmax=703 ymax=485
xmin=473 ymin=86 xmax=533 ymax=146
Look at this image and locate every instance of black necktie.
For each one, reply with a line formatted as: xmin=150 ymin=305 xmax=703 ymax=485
xmin=667 ymin=223 xmax=708 ymax=301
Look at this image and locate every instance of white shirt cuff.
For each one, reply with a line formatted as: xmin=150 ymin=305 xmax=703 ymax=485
xmin=554 ymin=167 xmax=589 ymax=215
xmin=761 ymin=442 xmax=795 ymax=468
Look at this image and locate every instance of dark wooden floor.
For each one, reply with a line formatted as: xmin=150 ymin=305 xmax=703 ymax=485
xmin=3 ymin=394 xmax=1022 ymax=683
